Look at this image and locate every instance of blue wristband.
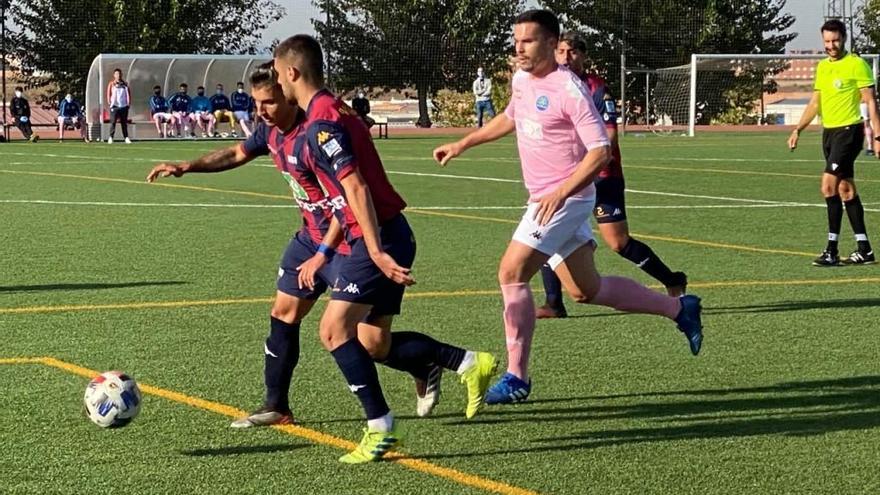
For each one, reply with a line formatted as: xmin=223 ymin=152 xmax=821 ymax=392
xmin=317 ymin=243 xmax=335 ymax=257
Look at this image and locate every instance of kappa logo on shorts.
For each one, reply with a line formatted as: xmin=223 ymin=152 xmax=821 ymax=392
xmin=832 ymin=163 xmax=840 ymax=171
xmin=530 ymin=230 xmax=543 ymax=240
xmin=343 ymin=283 xmax=360 ymax=294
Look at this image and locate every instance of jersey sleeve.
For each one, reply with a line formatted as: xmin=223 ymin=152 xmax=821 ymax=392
xmin=563 ymin=76 xmax=610 ymax=151
xmin=504 ymin=71 xmax=524 ymax=120
xmin=854 ymin=57 xmax=875 ymax=88
xmin=307 ymin=120 xmax=357 ymax=180
xmin=813 ymin=61 xmax=825 ymax=91
xmin=241 ymin=122 xmax=270 ymax=157
xmin=591 ymin=83 xmax=619 ymax=129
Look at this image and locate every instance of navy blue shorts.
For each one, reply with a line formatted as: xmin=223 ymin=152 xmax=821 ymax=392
xmin=330 ymin=214 xmax=416 ymax=316
xmin=277 ymin=230 xmax=340 ymax=300
xmin=593 ymin=177 xmax=627 ymax=224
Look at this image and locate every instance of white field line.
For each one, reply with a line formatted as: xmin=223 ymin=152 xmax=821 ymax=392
xmin=0 ymin=199 xmax=864 ymax=212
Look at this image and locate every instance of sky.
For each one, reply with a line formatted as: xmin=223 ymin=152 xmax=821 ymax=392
xmin=264 ymin=0 xmax=830 ymax=52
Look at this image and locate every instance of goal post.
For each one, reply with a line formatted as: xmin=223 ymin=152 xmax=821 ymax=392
xmin=682 ymin=53 xmax=880 ymax=137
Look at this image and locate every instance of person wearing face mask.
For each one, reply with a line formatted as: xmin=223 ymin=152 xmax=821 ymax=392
xmin=9 ymin=87 xmax=38 ymax=142
xmin=210 ymin=83 xmax=237 ymax=137
xmin=190 ymin=86 xmax=216 ymax=138
xmin=231 ymin=81 xmax=255 ymax=137
xmin=168 ymin=83 xmax=193 ymax=138
xmin=57 ymin=93 xmax=87 ymax=142
xmin=472 ymin=67 xmax=495 ymax=128
xmin=105 ymin=68 xmax=132 ymax=144
xmin=149 ymin=85 xmax=174 ymax=138
xmin=351 ymin=90 xmax=375 ymax=128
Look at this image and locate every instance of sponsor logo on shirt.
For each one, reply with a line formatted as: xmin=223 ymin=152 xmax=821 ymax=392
xmin=321 ymin=139 xmax=343 ymax=158
xmin=536 ymin=95 xmax=549 ymax=111
xmin=520 ymin=118 xmax=543 ymax=140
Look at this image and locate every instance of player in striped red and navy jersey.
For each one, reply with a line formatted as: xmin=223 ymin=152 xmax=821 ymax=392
xmin=535 ymin=31 xmax=689 ymax=320
xmin=274 ymin=35 xmax=499 ymax=464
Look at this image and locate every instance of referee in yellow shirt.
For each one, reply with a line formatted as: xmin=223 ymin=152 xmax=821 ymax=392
xmin=789 ymin=20 xmax=880 ymax=266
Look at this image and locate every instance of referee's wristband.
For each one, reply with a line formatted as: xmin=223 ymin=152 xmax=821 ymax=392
xmin=317 ymin=243 xmax=335 ymax=257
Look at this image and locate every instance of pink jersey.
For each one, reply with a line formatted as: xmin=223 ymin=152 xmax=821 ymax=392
xmin=504 ymin=66 xmax=610 ymax=201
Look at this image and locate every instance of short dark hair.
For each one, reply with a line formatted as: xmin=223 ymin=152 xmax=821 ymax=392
xmin=153 ymin=85 xmax=161 ymax=90
xmin=236 ymin=81 xmax=244 ymax=86
xmin=14 ymin=86 xmax=22 ymax=92
xmin=560 ymin=31 xmax=587 ymax=53
xmin=113 ymin=68 xmax=122 ymax=75
xmin=249 ymin=62 xmax=280 ymax=90
xmin=197 ymin=86 xmax=205 ymax=91
xmin=216 ymin=83 xmax=223 ymax=88
xmin=515 ymin=9 xmax=560 ymax=39
xmin=821 ymin=19 xmax=847 ymax=39
xmin=180 ymin=83 xmax=188 ymax=88
xmin=274 ymin=34 xmax=325 ymax=85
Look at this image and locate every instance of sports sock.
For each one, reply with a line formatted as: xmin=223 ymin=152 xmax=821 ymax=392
xmin=380 ymin=331 xmax=466 ymax=379
xmin=501 ymin=283 xmax=536 ymax=381
xmin=330 ymin=338 xmax=390 ymax=420
xmin=590 ymin=276 xmax=680 ymax=319
xmin=618 ymin=238 xmax=676 ymax=287
xmin=826 ymin=195 xmax=843 ymax=253
xmin=866 ymin=125 xmax=875 ymax=152
xmin=264 ymin=317 xmax=300 ymax=411
xmin=844 ymin=195 xmax=872 ymax=252
xmin=539 ymin=264 xmax=565 ymax=310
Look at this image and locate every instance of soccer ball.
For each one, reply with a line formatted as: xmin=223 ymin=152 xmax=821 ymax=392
xmin=83 ymin=371 xmax=142 ymax=428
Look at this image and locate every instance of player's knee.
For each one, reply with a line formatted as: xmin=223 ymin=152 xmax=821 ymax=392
xmin=270 ymin=302 xmax=296 ymax=323
xmin=498 ymin=264 xmax=524 ymax=285
xmin=358 ymin=333 xmax=390 ymax=360
xmin=606 ymin=235 xmax=629 ymax=253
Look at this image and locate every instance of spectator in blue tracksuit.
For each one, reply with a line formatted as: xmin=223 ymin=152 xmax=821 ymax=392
xmin=190 ymin=86 xmax=215 ymax=137
xmin=149 ymin=85 xmax=174 ymax=138
xmin=168 ymin=83 xmax=193 ymax=137
xmin=58 ymin=93 xmax=87 ymax=141
xmin=231 ymin=81 xmax=256 ymax=137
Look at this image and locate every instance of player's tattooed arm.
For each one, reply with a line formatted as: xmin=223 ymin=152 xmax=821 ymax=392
xmin=146 ymin=144 xmax=252 ymax=182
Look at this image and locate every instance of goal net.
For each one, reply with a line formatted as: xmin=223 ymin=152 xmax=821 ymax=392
xmin=643 ymin=53 xmax=880 ymax=136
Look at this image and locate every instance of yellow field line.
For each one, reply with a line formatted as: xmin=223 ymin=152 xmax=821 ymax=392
xmin=1 ymin=356 xmax=537 ymax=495
xmin=0 ymin=169 xmax=292 ymax=201
xmin=0 ymin=166 xmax=823 ymax=258
xmin=1 ymin=278 xmax=878 ymax=317
xmin=408 ymin=209 xmax=815 ymax=257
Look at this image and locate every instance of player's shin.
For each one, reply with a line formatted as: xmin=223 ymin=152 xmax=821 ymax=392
xmin=501 ymin=283 xmax=536 ymax=381
xmin=263 ymin=317 xmax=300 ymax=411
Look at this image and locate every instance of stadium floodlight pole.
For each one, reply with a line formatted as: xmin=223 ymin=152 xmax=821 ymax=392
xmin=1 ymin=0 xmax=8 ymax=142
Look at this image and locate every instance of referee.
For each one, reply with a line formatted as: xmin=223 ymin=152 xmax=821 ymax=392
xmin=789 ymin=20 xmax=880 ymax=266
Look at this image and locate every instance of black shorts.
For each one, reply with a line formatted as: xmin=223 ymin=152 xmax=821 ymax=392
xmin=330 ymin=214 xmax=416 ymax=317
xmin=593 ymin=177 xmax=627 ymax=224
xmin=277 ymin=230 xmax=341 ymax=299
xmin=822 ymin=124 xmax=864 ymax=179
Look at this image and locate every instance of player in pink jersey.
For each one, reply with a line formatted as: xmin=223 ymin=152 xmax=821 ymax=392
xmin=535 ymin=31 xmax=688 ymax=319
xmin=433 ymin=9 xmax=703 ymax=405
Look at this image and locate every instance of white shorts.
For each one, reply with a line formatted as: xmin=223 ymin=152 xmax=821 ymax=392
xmin=234 ymin=111 xmax=252 ymax=122
xmin=153 ymin=112 xmax=173 ymax=122
xmin=512 ymin=196 xmax=596 ymax=270
xmin=58 ymin=116 xmax=81 ymax=126
xmin=861 ymin=102 xmax=869 ymax=121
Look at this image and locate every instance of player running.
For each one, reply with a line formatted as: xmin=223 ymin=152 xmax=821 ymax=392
xmin=433 ymin=10 xmax=703 ymax=406
xmin=535 ymin=31 xmax=688 ymax=319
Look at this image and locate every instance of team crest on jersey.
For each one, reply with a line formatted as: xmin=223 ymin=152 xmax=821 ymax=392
xmin=286 ymin=154 xmax=298 ymax=165
xmin=833 ymin=79 xmax=843 ymax=89
xmin=536 ymin=95 xmax=549 ymax=111
xmin=321 ymin=138 xmax=343 ymax=158
xmin=317 ymin=131 xmax=332 ymax=144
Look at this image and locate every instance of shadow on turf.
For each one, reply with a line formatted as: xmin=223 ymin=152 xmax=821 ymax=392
xmin=180 ymin=443 xmax=310 ymax=457
xmin=0 ymin=281 xmax=187 ymax=293
xmin=405 ymin=375 xmax=880 ymax=459
xmin=548 ymin=297 xmax=880 ymax=319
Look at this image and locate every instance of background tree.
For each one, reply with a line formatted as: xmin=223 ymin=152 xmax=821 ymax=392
xmin=313 ymin=0 xmax=521 ymax=127
xmin=541 ymin=0 xmax=796 ymax=124
xmin=8 ymin=0 xmax=284 ymax=104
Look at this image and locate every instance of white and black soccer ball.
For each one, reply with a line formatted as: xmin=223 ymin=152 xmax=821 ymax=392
xmin=83 ymin=371 xmax=142 ymax=428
